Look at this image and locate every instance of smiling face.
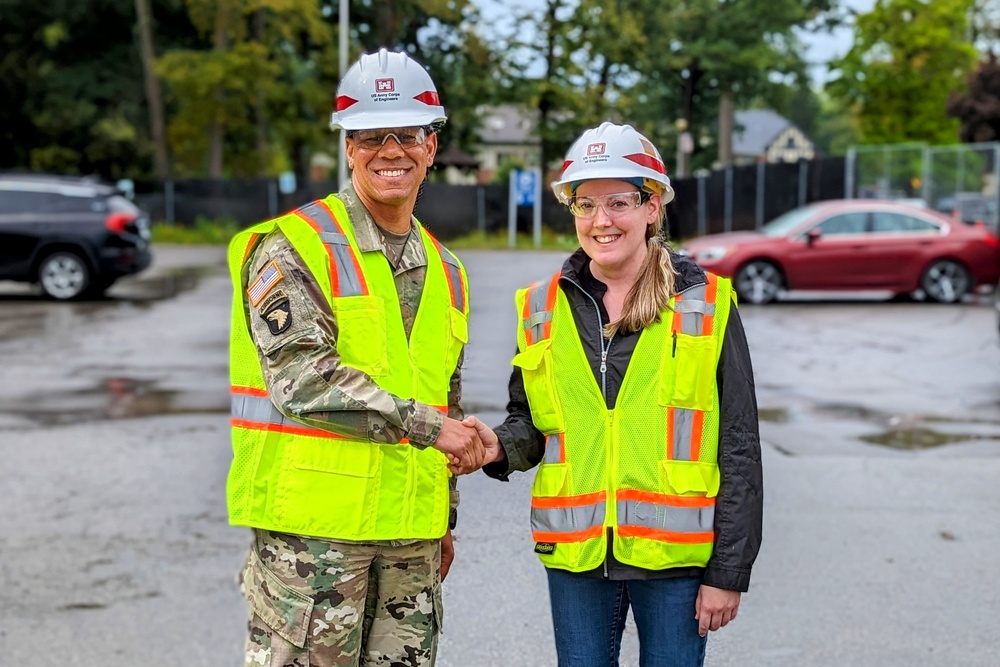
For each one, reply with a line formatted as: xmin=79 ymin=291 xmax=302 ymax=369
xmin=346 ymin=128 xmax=438 ymax=229
xmin=573 ymin=179 xmax=660 ymax=280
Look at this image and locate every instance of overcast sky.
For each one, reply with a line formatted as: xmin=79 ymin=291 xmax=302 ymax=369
xmin=471 ymin=0 xmax=878 ymax=87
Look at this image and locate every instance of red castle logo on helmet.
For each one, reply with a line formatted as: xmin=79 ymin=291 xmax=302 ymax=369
xmin=587 ymin=143 xmax=606 ymax=156
xmin=375 ymin=78 xmax=395 ymax=93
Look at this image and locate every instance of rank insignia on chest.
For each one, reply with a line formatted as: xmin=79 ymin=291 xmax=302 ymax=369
xmin=261 ymin=297 xmax=292 ymax=335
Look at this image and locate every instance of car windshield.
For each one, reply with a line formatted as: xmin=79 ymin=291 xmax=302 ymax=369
xmin=761 ymin=207 xmax=818 ymax=237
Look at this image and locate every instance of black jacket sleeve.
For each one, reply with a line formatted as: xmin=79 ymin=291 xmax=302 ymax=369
xmin=702 ymin=300 xmax=763 ymax=592
xmin=482 ymin=348 xmax=546 ymax=481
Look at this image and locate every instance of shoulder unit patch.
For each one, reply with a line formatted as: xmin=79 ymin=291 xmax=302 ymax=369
xmin=260 ymin=297 xmax=292 ymax=335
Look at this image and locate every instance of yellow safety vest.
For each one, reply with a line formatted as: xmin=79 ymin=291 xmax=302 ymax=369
xmin=514 ymin=271 xmax=731 ymax=572
xmin=226 ymin=195 xmax=469 ymax=541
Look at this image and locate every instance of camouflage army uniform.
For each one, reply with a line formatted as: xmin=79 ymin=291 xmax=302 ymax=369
xmin=239 ymin=184 xmax=462 ymax=667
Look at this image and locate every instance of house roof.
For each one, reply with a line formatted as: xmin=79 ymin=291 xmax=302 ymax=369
xmin=732 ymin=109 xmax=798 ymax=156
xmin=477 ymin=104 xmax=540 ymax=145
xmin=436 ymin=143 xmax=480 ymax=168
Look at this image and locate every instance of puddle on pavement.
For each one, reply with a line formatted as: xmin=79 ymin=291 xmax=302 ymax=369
xmin=0 ymin=266 xmax=216 ymax=342
xmin=759 ymin=401 xmax=1000 ymax=451
xmin=3 ymin=377 xmax=227 ymax=428
xmin=109 ymin=265 xmax=216 ymax=303
xmin=859 ymin=428 xmax=997 ymax=450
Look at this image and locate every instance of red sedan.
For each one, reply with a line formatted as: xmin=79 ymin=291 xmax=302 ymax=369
xmin=678 ymin=199 xmax=1000 ymax=304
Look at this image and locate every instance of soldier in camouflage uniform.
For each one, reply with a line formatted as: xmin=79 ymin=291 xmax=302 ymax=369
xmin=229 ymin=49 xmax=485 ymax=667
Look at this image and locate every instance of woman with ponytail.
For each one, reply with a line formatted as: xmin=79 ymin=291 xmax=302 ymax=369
xmin=469 ymin=122 xmax=763 ymax=667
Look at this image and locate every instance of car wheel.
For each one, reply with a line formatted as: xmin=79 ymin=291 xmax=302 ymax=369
xmin=37 ymin=251 xmax=91 ymax=300
xmin=920 ymin=259 xmax=970 ymax=303
xmin=734 ymin=260 xmax=783 ymax=304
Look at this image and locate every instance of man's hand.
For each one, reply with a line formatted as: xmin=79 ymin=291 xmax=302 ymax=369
xmin=462 ymin=415 xmax=505 ymax=466
xmin=440 ymin=529 xmax=454 ymax=582
xmin=432 ymin=417 xmax=485 ymax=474
xmin=695 ymin=585 xmax=741 ymax=637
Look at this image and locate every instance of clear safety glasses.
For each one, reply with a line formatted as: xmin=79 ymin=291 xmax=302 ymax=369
xmin=567 ymin=191 xmax=646 ymax=219
xmin=348 ymin=126 xmax=429 ymax=151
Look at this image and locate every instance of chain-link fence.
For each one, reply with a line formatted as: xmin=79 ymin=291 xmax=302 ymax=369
xmin=846 ymin=141 xmax=1000 ymax=228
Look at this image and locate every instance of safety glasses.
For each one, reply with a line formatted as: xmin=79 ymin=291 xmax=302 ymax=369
xmin=568 ymin=191 xmax=646 ymax=219
xmin=348 ymin=126 xmax=429 ymax=151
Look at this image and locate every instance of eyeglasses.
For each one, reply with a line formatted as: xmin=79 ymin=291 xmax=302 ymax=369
xmin=568 ymin=191 xmax=646 ymax=219
xmin=348 ymin=127 xmax=429 ymax=151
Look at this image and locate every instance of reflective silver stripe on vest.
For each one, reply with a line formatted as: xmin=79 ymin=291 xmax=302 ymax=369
xmin=530 ymin=501 xmax=606 ymax=535
xmin=670 ymin=282 xmax=715 ymax=462
xmin=439 ymin=248 xmax=466 ymax=312
xmin=544 ymin=434 xmax=563 ymax=463
xmin=675 ymin=283 xmax=711 ymax=335
xmin=523 ymin=282 xmax=552 ymax=343
xmin=617 ymin=499 xmax=714 ymax=533
xmin=672 ymin=409 xmax=696 ymax=461
xmin=232 ymin=392 xmax=310 ymax=430
xmin=299 ymin=201 xmax=365 ymax=297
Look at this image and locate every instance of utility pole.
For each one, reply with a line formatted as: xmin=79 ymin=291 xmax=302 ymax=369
xmin=337 ymin=0 xmax=349 ymax=189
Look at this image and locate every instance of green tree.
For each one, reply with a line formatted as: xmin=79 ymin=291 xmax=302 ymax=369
xmin=947 ymin=51 xmax=1000 ymax=142
xmin=827 ymin=0 xmax=977 ymax=145
xmin=156 ymin=0 xmax=333 ymax=178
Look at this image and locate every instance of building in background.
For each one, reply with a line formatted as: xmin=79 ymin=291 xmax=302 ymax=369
xmin=733 ymin=109 xmax=815 ymax=165
xmin=474 ymin=104 xmax=541 ymax=184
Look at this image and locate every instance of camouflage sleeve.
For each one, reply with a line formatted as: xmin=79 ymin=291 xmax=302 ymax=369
xmin=244 ymin=231 xmax=443 ymax=446
xmin=447 ymin=352 xmax=464 ymax=515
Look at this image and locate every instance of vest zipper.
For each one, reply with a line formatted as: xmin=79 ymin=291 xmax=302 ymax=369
xmin=562 ymin=276 xmax=612 ymax=404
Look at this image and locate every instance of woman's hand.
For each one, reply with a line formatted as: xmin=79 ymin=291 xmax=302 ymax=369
xmin=695 ymin=585 xmax=741 ymax=636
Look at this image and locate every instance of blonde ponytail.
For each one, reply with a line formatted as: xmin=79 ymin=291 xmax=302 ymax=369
xmin=603 ymin=223 xmax=677 ymax=338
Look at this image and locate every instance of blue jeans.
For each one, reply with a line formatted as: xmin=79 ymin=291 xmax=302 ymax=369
xmin=546 ymin=568 xmax=707 ymax=667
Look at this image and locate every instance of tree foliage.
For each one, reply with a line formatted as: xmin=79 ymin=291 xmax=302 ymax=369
xmin=826 ymin=0 xmax=977 ymax=145
xmin=947 ymin=52 xmax=1000 ymax=142
xmin=0 ymin=0 xmax=930 ymax=184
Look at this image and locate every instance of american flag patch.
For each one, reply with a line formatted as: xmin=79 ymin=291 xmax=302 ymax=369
xmin=247 ymin=261 xmax=284 ymax=306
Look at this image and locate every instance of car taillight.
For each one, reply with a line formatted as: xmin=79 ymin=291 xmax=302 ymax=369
xmin=105 ymin=211 xmax=136 ymax=234
xmin=983 ymin=233 xmax=1000 ymax=249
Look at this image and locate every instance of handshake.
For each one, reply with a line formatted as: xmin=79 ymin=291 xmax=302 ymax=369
xmin=432 ymin=416 xmax=502 ymax=475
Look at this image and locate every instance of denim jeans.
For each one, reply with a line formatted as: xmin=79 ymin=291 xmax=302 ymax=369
xmin=546 ymin=568 xmax=707 ymax=667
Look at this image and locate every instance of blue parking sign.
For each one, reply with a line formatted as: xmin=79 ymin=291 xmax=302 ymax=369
xmin=514 ymin=169 xmax=537 ymax=206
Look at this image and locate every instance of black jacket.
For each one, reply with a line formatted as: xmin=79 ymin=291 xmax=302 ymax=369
xmin=484 ymin=248 xmax=763 ymax=592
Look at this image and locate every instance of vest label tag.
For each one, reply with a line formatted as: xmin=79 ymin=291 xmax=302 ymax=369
xmin=534 ymin=542 xmax=556 ymax=554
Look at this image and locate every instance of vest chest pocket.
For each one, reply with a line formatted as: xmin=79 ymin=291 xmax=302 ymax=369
xmin=512 ymin=339 xmax=566 ymax=434
xmin=335 ymin=296 xmax=388 ymax=378
xmin=446 ymin=306 xmax=469 ymax=373
xmin=658 ymin=333 xmax=717 ymax=412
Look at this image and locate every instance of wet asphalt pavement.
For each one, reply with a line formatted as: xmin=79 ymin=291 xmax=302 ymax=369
xmin=1 ymin=244 xmax=998 ymax=666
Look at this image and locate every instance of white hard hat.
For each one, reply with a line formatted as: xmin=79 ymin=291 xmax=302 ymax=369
xmin=330 ymin=48 xmax=447 ymax=131
xmin=552 ymin=122 xmax=674 ymax=205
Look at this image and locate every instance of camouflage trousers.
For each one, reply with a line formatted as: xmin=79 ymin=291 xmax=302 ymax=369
xmin=240 ymin=529 xmax=443 ymax=667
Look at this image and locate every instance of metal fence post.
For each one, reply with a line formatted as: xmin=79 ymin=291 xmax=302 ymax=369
xmin=798 ymin=159 xmax=808 ymax=207
xmin=755 ymin=161 xmax=765 ymax=229
xmin=845 ymin=147 xmax=855 ymax=199
xmin=268 ymin=179 xmax=278 ymax=218
xmin=921 ymin=146 xmax=931 ymax=205
xmin=724 ymin=165 xmax=733 ymax=233
xmin=165 ymin=180 xmax=175 ymax=225
xmin=697 ymin=174 xmax=707 ymax=237
xmin=477 ymin=186 xmax=485 ymax=234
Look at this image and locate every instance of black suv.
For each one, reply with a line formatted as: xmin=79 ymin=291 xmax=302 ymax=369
xmin=0 ymin=174 xmax=152 ymax=299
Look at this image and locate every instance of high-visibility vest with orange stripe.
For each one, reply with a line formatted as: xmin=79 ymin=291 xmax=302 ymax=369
xmin=513 ymin=271 xmax=732 ymax=572
xmin=225 ymin=195 xmax=469 ymax=541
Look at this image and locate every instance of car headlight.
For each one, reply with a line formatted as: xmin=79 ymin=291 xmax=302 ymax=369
xmin=693 ymin=246 xmax=729 ymax=261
